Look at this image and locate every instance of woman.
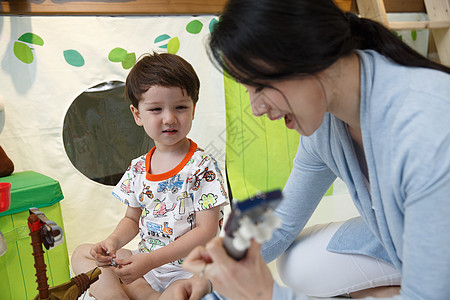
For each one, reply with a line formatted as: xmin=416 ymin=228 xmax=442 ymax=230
xmin=182 ymin=0 xmax=450 ymax=299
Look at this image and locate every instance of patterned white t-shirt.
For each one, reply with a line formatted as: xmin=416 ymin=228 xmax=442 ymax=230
xmin=112 ymin=140 xmax=228 ymax=265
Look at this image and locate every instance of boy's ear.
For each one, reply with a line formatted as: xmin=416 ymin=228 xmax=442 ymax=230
xmin=192 ymin=104 xmax=196 ymax=120
xmin=130 ymin=104 xmax=143 ymax=126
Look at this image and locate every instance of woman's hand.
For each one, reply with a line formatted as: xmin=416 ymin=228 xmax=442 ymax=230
xmin=183 ymin=237 xmax=274 ymax=300
xmin=113 ymin=252 xmax=153 ymax=284
xmin=160 ymin=275 xmax=212 ymax=300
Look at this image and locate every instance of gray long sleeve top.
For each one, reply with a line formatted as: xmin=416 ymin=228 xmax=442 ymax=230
xmin=262 ymin=50 xmax=450 ymax=300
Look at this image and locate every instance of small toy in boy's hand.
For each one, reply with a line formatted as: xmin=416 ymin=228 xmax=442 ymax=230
xmin=105 ymin=250 xmax=119 ymax=268
xmin=110 ymin=257 xmax=119 ymax=268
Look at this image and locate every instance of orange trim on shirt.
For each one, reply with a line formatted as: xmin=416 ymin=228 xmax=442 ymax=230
xmin=145 ymin=139 xmax=198 ymax=181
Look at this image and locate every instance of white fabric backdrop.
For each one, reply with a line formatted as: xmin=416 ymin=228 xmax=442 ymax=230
xmin=0 ymin=15 xmax=227 ymax=258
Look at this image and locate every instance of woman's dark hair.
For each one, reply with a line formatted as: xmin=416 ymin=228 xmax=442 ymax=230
xmin=209 ymin=0 xmax=450 ymax=86
xmin=126 ymin=52 xmax=200 ymax=108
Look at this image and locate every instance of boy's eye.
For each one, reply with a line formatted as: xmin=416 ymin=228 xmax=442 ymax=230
xmin=149 ymin=108 xmax=161 ymax=112
xmin=176 ymin=106 xmax=188 ymax=110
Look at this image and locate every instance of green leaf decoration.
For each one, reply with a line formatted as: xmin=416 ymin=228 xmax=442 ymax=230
xmin=155 ymin=34 xmax=171 ymax=49
xmin=108 ymin=47 xmax=128 ymax=62
xmin=122 ymin=52 xmax=136 ymax=69
xmin=18 ymin=33 xmax=44 ymax=46
xmin=14 ymin=41 xmax=34 ymax=64
xmin=186 ymin=20 xmax=203 ymax=34
xmin=167 ymin=37 xmax=180 ymax=54
xmin=154 ymin=34 xmax=171 ymax=43
xmin=209 ymin=18 xmax=218 ymax=33
xmin=411 ymin=30 xmax=417 ymax=41
xmin=392 ymin=31 xmax=402 ymax=41
xmin=63 ymin=49 xmax=85 ymax=67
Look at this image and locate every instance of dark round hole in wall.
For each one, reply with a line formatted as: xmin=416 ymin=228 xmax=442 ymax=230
xmin=63 ymin=81 xmax=154 ymax=186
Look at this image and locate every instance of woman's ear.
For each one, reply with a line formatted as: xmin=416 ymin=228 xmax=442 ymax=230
xmin=130 ymin=104 xmax=143 ymax=126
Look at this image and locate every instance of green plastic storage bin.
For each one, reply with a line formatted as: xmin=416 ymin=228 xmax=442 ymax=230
xmin=0 ymin=171 xmax=70 ymax=300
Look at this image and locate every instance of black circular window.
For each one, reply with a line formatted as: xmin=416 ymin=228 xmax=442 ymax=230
xmin=63 ymin=81 xmax=154 ymax=186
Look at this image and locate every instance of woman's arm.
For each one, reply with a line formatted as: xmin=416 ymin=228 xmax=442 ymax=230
xmin=262 ymin=137 xmax=336 ymax=262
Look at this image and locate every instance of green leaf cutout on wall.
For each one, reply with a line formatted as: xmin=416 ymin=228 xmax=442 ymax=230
xmin=411 ymin=30 xmax=417 ymax=41
xmin=108 ymin=47 xmax=128 ymax=62
xmin=167 ymin=37 xmax=180 ymax=54
xmin=209 ymin=18 xmax=218 ymax=33
xmin=63 ymin=49 xmax=85 ymax=67
xmin=154 ymin=34 xmax=171 ymax=49
xmin=18 ymin=33 xmax=44 ymax=46
xmin=122 ymin=52 xmax=136 ymax=69
xmin=186 ymin=20 xmax=203 ymax=34
xmin=14 ymin=42 xmax=34 ymax=64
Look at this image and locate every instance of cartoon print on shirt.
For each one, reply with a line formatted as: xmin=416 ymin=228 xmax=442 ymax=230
xmin=219 ymin=181 xmax=228 ymax=197
xmin=212 ymin=160 xmax=220 ymax=174
xmin=138 ymin=240 xmax=151 ymax=252
xmin=198 ymin=154 xmax=210 ymax=167
xmin=120 ymin=176 xmax=133 ymax=194
xmin=187 ymin=212 xmax=195 ymax=229
xmin=141 ymin=207 xmax=150 ymax=226
xmin=146 ymin=221 xmax=173 ymax=238
xmin=157 ymin=174 xmax=184 ymax=194
xmin=177 ymin=191 xmax=192 ymax=215
xmin=139 ymin=182 xmax=154 ymax=203
xmin=139 ymin=228 xmax=145 ymax=239
xmin=198 ymin=193 xmax=218 ymax=210
xmin=153 ymin=198 xmax=177 ymax=217
xmin=138 ymin=238 xmax=166 ymax=253
xmin=190 ymin=167 xmax=216 ymax=191
xmin=147 ymin=238 xmax=166 ymax=251
xmin=133 ymin=159 xmax=146 ymax=173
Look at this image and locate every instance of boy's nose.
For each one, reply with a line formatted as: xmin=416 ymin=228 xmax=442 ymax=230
xmin=163 ymin=111 xmax=177 ymax=124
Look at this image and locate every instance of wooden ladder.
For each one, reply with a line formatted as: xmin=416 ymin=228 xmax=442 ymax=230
xmin=356 ymin=0 xmax=450 ymax=66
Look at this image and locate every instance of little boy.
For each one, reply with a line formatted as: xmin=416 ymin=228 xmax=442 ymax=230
xmin=71 ymin=52 xmax=228 ymax=299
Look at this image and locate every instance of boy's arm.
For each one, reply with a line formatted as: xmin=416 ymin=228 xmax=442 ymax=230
xmin=113 ymin=206 xmax=221 ymax=284
xmin=90 ymin=206 xmax=140 ymax=265
xmin=108 ymin=205 xmax=141 ymax=249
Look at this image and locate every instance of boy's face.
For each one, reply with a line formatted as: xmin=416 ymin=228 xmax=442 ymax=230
xmin=130 ymin=85 xmax=195 ymax=149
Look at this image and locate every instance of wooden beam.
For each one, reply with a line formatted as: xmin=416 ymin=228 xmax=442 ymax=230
xmin=0 ymin=0 xmax=364 ymax=16
xmin=0 ymin=0 xmax=228 ymax=15
xmin=389 ymin=20 xmax=450 ymax=30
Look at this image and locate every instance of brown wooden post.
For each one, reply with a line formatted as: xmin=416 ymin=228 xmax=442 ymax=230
xmin=28 ymin=213 xmax=50 ymax=300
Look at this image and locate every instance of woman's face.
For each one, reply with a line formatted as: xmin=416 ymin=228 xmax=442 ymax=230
xmin=242 ymin=75 xmax=328 ymax=136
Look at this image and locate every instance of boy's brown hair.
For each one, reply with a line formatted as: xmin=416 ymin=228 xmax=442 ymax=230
xmin=125 ymin=52 xmax=200 ymax=108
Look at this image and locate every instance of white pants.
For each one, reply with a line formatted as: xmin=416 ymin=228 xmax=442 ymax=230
xmin=276 ymin=222 xmax=401 ymax=297
xmin=143 ymin=263 xmax=193 ymax=293
xmin=131 ymin=249 xmax=193 ymax=293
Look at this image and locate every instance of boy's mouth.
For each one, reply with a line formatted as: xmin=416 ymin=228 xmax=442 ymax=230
xmin=163 ymin=129 xmax=178 ymax=134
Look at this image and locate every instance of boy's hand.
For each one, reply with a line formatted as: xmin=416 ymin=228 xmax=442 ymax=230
xmin=90 ymin=239 xmax=118 ymax=267
xmin=113 ymin=252 xmax=153 ymax=284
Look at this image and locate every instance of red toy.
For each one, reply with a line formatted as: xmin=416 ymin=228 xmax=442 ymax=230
xmin=0 ymin=182 xmax=11 ymax=212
